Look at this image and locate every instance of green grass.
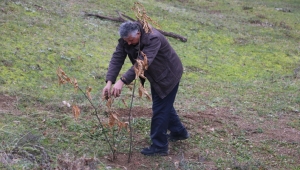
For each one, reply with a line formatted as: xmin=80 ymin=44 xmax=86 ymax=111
xmin=1 ymin=0 xmax=300 ymax=169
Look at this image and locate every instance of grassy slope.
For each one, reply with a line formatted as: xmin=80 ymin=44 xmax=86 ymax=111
xmin=0 ymin=0 xmax=299 ymax=169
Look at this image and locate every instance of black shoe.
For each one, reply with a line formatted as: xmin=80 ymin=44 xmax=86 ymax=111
xmin=141 ymin=145 xmax=168 ymax=156
xmin=168 ymin=131 xmax=190 ymax=142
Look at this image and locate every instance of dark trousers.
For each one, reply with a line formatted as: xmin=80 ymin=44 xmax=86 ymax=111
xmin=150 ymin=83 xmax=185 ymax=148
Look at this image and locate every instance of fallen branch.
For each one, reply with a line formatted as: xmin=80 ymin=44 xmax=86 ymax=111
xmin=85 ymin=11 xmax=187 ymax=42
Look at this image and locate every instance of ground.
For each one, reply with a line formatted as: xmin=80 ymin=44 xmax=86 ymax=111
xmin=0 ymin=94 xmax=299 ymax=169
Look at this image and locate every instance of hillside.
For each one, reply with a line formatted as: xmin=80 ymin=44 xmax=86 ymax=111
xmin=0 ymin=0 xmax=299 ymax=169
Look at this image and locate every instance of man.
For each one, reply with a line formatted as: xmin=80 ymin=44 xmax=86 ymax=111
xmin=102 ymin=21 xmax=189 ymax=156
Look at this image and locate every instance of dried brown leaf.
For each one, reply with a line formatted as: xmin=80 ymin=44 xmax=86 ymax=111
xmin=132 ymin=2 xmax=160 ymax=33
xmin=60 ymin=70 xmax=66 ymax=76
xmin=61 ymin=74 xmax=71 ymax=83
xmin=144 ymin=90 xmax=152 ymax=101
xmin=126 ymin=85 xmax=133 ymax=91
xmin=138 ymin=83 xmax=152 ymax=101
xmin=134 ymin=64 xmax=139 ymax=79
xmin=139 ymin=70 xmax=146 ymax=79
xmin=136 ymin=60 xmax=144 ymax=78
xmin=73 ymin=78 xmax=78 ymax=92
xmin=121 ymin=98 xmax=128 ymax=108
xmin=124 ymin=122 xmax=129 ymax=132
xmin=141 ymin=51 xmax=148 ymax=70
xmin=86 ymin=86 xmax=92 ymax=100
xmin=72 ymin=105 xmax=80 ymax=120
xmin=106 ymin=97 xmax=114 ymax=109
xmin=118 ymin=121 xmax=130 ymax=132
xmin=108 ymin=113 xmax=115 ymax=128
xmin=108 ymin=112 xmax=120 ymax=128
xmin=138 ymin=83 xmax=143 ymax=98
xmin=111 ymin=113 xmax=119 ymax=121
xmin=58 ymin=78 xmax=65 ymax=85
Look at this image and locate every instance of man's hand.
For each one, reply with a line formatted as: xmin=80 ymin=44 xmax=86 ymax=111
xmin=111 ymin=80 xmax=124 ymax=97
xmin=102 ymin=81 xmax=112 ymax=100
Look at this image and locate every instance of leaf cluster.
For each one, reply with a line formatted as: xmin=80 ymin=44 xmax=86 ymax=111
xmin=132 ymin=2 xmax=160 ymax=33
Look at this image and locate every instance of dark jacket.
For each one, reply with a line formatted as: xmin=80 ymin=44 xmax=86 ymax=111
xmin=106 ymin=22 xmax=183 ymax=99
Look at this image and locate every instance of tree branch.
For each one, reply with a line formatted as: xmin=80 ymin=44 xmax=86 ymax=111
xmin=85 ymin=11 xmax=187 ymax=42
xmin=85 ymin=13 xmax=125 ymax=22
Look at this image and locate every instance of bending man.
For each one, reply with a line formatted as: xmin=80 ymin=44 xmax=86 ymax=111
xmin=102 ymin=21 xmax=189 ymax=156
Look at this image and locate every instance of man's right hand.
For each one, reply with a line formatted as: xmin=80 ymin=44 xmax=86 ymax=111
xmin=111 ymin=79 xmax=124 ymax=98
xmin=102 ymin=81 xmax=112 ymax=100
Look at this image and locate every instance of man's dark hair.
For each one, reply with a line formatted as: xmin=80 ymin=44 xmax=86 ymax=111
xmin=119 ymin=21 xmax=139 ymax=38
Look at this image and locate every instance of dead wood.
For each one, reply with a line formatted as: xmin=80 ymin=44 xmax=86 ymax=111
xmin=85 ymin=11 xmax=187 ymax=42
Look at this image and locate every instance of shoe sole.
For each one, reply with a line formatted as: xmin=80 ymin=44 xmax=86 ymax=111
xmin=141 ymin=152 xmax=168 ymax=156
xmin=169 ymin=136 xmax=189 ymax=142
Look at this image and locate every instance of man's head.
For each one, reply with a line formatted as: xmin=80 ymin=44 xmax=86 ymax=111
xmin=119 ymin=21 xmax=141 ymax=45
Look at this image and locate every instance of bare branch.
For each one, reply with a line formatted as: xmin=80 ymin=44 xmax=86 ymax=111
xmin=85 ymin=12 xmax=188 ymax=42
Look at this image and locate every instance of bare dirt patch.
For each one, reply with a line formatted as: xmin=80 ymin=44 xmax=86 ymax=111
xmin=0 ymin=94 xmax=21 ymax=115
xmin=117 ymin=107 xmax=152 ymax=118
xmin=1 ymin=94 xmax=299 ymax=169
xmin=106 ymin=106 xmax=300 ymax=169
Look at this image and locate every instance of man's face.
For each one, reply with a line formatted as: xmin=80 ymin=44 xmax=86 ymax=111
xmin=123 ymin=32 xmax=140 ymax=45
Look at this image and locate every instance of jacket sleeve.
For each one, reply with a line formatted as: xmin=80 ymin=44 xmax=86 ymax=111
xmin=105 ymin=40 xmax=127 ymax=84
xmin=120 ymin=65 xmax=136 ymax=85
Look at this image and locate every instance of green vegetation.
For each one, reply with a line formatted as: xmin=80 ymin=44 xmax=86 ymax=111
xmin=0 ymin=0 xmax=299 ymax=169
